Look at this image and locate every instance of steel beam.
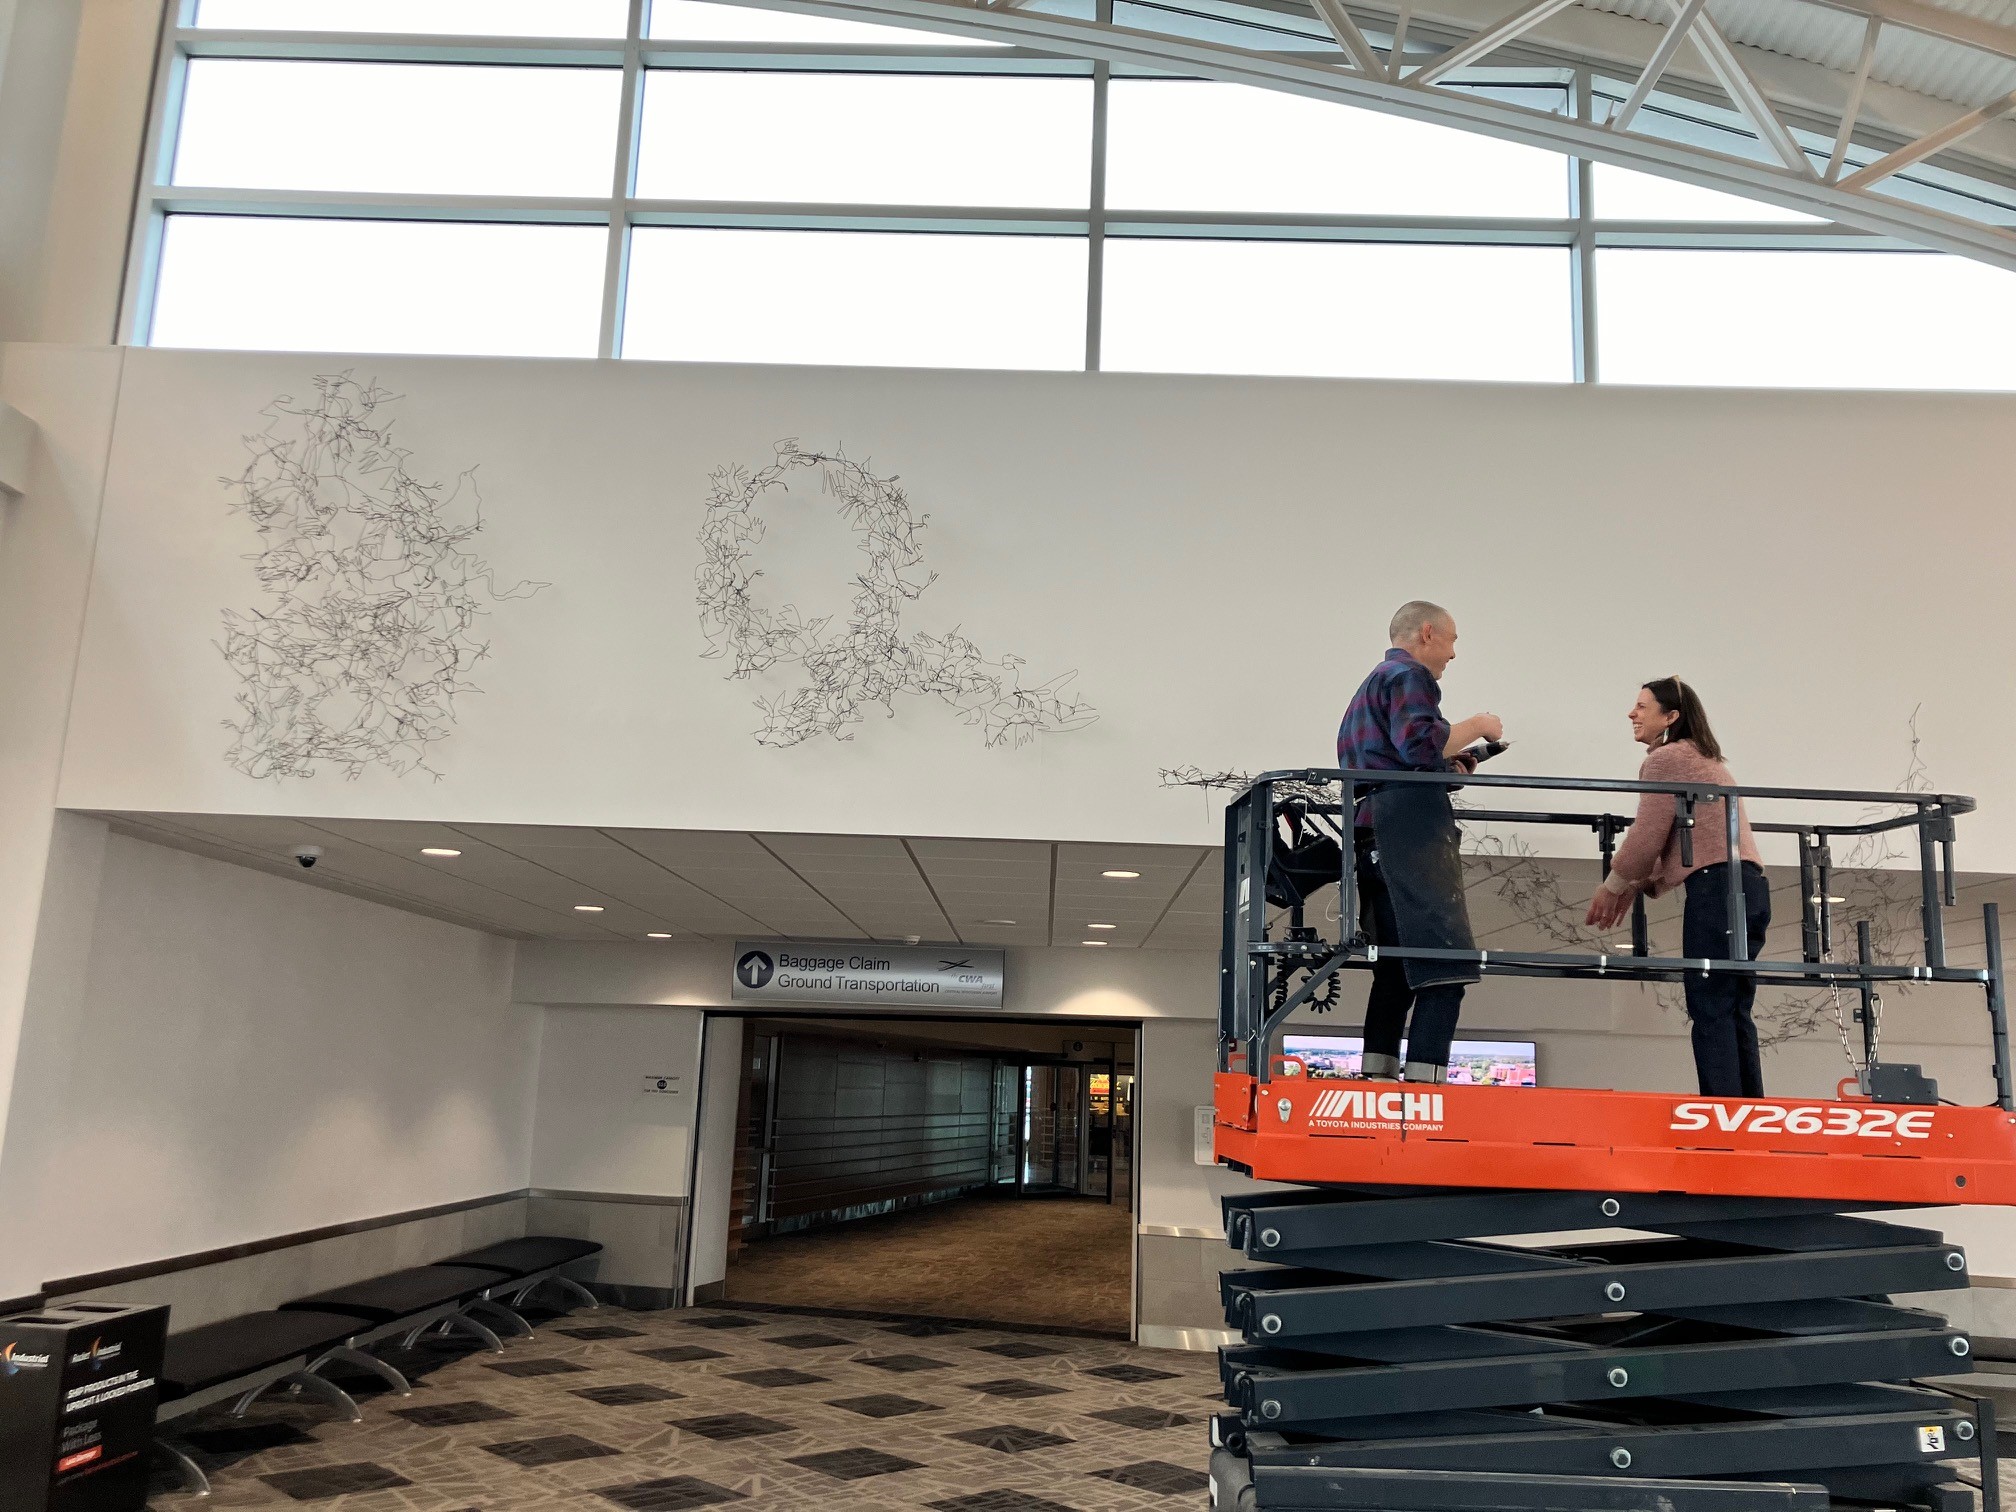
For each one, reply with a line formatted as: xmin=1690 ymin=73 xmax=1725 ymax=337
xmin=1239 ymin=1460 xmax=1829 ymax=1509
xmin=1405 ymin=0 xmax=1580 ymax=87
xmin=1227 ymin=1243 xmax=1965 ymax=1338
xmin=1609 ymin=0 xmax=1708 ymax=134
xmin=1840 ymin=88 xmax=2016 ymax=191
xmin=772 ymin=0 xmax=2016 ymax=267
xmin=1824 ymin=14 xmax=1882 ymax=183
xmin=1683 ymin=8 xmax=1819 ymax=176
xmin=1225 ymin=1186 xmax=1898 ymax=1256
xmin=1309 ymin=0 xmax=1386 ymax=76
xmin=1231 ymin=1327 xmax=1968 ymax=1425
xmin=1249 ymin=1407 xmax=1979 ymax=1477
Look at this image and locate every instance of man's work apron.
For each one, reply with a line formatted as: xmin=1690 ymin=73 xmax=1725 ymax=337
xmin=1363 ymin=782 xmax=1479 ymax=992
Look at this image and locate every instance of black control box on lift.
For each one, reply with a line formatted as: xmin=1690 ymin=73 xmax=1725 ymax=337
xmin=0 ymin=1302 xmax=169 ymax=1512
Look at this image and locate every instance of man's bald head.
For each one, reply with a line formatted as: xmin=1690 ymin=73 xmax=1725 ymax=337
xmin=1389 ymin=600 xmax=1452 ymax=646
xmin=1389 ymin=600 xmax=1459 ymax=678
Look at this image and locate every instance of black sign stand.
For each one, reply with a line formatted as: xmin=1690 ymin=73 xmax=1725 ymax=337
xmin=0 ymin=1302 xmax=169 ymax=1512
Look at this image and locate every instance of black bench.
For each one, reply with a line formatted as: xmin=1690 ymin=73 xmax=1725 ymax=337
xmin=438 ymin=1237 xmax=603 ymax=1334
xmin=153 ymin=1309 xmax=374 ymax=1494
xmin=282 ymin=1263 xmax=514 ymax=1357
xmin=151 ymin=1237 xmax=605 ymax=1495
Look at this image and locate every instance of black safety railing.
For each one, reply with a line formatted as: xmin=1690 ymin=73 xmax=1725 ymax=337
xmin=1219 ymin=768 xmax=2011 ymax=1110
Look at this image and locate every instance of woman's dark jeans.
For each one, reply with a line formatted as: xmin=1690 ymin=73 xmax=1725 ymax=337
xmin=1681 ymin=861 xmax=1772 ymax=1098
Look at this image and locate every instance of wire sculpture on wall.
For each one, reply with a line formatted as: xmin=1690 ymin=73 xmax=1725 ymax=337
xmin=218 ymin=374 xmax=546 ymax=781
xmin=698 ymin=440 xmax=1096 ymax=749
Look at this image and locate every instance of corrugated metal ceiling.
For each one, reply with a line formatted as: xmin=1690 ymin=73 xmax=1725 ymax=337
xmin=1579 ymin=0 xmax=2016 ymax=108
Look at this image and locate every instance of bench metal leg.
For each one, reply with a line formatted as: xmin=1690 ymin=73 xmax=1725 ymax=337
xmin=438 ymin=1311 xmax=506 ymax=1354
xmin=467 ymin=1297 xmax=535 ymax=1339
xmin=154 ymin=1439 xmax=212 ymax=1497
xmin=275 ymin=1369 xmax=362 ymax=1423
xmin=542 ymin=1275 xmax=600 ymax=1311
xmin=309 ymin=1345 xmax=411 ymax=1397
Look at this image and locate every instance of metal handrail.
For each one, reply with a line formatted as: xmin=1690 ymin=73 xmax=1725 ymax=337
xmin=1219 ymin=767 xmax=2009 ymax=1110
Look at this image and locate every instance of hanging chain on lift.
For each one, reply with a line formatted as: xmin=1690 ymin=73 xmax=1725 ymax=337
xmin=1824 ymin=964 xmax=1882 ymax=1089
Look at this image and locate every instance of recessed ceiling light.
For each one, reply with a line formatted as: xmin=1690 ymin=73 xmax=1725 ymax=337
xmin=574 ymin=904 xmax=605 ymax=912
xmin=646 ymin=932 xmax=672 ymax=939
xmin=1088 ymin=923 xmax=1117 ymax=930
xmin=982 ymin=918 xmax=1018 ymax=926
xmin=1081 ymin=939 xmax=1109 ymax=946
xmin=1102 ymin=870 xmax=1141 ymax=879
xmin=420 ymin=847 xmax=461 ymax=858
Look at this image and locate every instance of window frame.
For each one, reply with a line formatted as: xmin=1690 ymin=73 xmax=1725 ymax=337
xmin=125 ymin=0 xmax=1944 ymax=381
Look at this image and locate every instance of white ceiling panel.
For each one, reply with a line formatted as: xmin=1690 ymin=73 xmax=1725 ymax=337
xmin=452 ymin=823 xmax=631 ymax=853
xmin=109 ymin=811 xmax=1884 ymax=960
xmin=106 ymin=815 xmax=574 ymax=939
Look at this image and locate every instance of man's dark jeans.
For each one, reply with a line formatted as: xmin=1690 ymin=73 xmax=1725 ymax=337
xmin=1682 ymin=860 xmax=1771 ymax=1098
xmin=1360 ymin=850 xmax=1463 ymax=1073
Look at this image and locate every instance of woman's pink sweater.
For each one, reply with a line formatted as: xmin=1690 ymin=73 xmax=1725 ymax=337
xmin=1600 ymin=738 xmax=1762 ymax=899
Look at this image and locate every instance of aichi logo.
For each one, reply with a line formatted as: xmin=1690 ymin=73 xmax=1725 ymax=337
xmin=1309 ymin=1088 xmax=1445 ymax=1129
xmin=1 ymin=1342 xmax=52 ymax=1376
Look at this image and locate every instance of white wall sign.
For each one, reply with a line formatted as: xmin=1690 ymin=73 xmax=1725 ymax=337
xmin=1195 ymin=1104 xmax=1219 ymax=1166
xmin=732 ymin=942 xmax=1004 ymax=1008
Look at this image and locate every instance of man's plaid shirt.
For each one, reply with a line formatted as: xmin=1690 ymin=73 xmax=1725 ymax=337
xmin=1337 ymin=647 xmax=1453 ymax=777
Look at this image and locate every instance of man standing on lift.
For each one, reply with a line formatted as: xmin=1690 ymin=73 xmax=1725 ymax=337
xmin=1337 ymin=601 xmax=1503 ymax=1083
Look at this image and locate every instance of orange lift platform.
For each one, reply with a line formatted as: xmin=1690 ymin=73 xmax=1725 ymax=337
xmin=1205 ymin=767 xmax=2015 ymax=1512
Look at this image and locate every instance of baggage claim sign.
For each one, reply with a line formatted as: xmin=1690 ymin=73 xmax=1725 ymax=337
xmin=731 ymin=943 xmax=1005 ymax=1008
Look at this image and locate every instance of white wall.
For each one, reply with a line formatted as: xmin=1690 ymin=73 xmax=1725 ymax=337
xmin=0 ymin=343 xmax=125 ymax=1272
xmin=48 ymin=347 xmax=2016 ymax=871
xmin=0 ymin=823 xmax=535 ymax=1298
xmin=0 ymin=0 xmax=163 ymax=344
xmin=529 ymin=1005 xmax=704 ymax=1196
xmin=687 ymin=1013 xmax=743 ymax=1300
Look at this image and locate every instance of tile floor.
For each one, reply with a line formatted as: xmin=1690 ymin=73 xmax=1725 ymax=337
xmin=148 ymin=1303 xmax=1222 ymax=1510
xmin=723 ymin=1196 xmax=1133 ymax=1337
xmin=146 ymin=1301 xmax=2016 ymax=1508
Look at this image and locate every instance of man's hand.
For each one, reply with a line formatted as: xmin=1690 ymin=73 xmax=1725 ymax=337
xmin=1585 ymin=888 xmax=1632 ymax=931
xmin=1445 ymin=713 xmax=1505 ymax=755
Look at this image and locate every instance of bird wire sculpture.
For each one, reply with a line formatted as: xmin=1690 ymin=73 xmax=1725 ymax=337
xmin=698 ymin=440 xmax=1096 ymax=750
xmin=218 ymin=374 xmax=545 ymax=781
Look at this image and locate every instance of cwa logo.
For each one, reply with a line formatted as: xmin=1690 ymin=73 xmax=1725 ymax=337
xmin=1309 ymin=1088 xmax=1445 ymax=1130
xmin=2 ymin=1342 xmax=52 ymax=1376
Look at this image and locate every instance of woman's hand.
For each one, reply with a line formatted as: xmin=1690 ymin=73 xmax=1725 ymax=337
xmin=1585 ymin=887 xmax=1633 ymax=931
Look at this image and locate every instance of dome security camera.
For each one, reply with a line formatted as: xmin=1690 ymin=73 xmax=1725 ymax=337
xmin=292 ymin=845 xmax=323 ymax=869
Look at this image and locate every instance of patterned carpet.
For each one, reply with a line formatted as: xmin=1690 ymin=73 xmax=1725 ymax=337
xmin=724 ymin=1196 xmax=1133 ymax=1337
xmin=147 ymin=1302 xmax=1220 ymax=1510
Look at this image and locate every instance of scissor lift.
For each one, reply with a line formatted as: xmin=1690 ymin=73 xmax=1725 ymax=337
xmin=1208 ymin=768 xmax=2016 ymax=1512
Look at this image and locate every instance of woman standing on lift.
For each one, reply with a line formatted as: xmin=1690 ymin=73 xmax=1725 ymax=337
xmin=1586 ymin=677 xmax=1769 ymax=1098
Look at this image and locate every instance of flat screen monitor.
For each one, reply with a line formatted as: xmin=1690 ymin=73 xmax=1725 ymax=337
xmin=1280 ymin=1033 xmax=1538 ymax=1087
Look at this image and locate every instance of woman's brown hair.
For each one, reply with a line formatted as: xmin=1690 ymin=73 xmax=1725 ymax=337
xmin=1643 ymin=675 xmax=1724 ymax=762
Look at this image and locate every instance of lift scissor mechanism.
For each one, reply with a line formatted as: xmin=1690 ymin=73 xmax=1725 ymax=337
xmin=1207 ymin=768 xmax=2015 ymax=1511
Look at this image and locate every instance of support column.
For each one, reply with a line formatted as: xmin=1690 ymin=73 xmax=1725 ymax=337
xmin=0 ymin=345 xmax=124 ymax=1305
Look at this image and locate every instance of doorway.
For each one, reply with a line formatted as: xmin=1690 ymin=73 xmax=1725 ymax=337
xmin=714 ymin=1015 xmax=1137 ymax=1335
xmin=1020 ymin=1060 xmax=1132 ymax=1205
